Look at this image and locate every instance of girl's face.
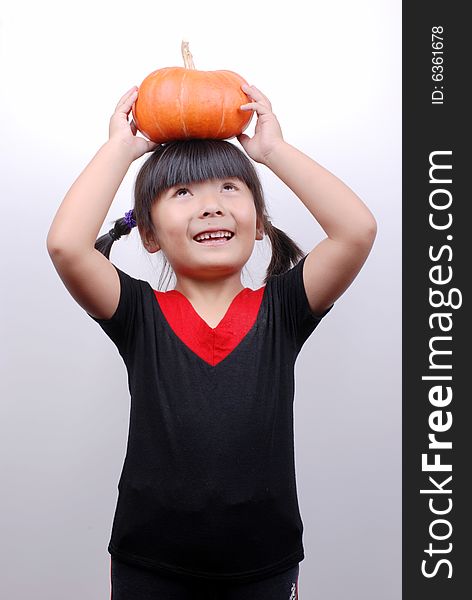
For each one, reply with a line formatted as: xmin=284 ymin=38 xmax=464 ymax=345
xmin=145 ymin=178 xmax=264 ymax=278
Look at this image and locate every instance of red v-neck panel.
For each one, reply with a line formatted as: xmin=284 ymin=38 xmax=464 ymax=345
xmin=153 ymin=286 xmax=266 ymax=366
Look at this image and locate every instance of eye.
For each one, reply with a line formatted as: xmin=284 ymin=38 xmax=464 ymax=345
xmin=222 ymin=182 xmax=238 ymax=191
xmin=175 ymin=188 xmax=190 ymax=197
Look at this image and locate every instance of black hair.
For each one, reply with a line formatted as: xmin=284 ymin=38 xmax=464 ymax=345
xmin=95 ymin=139 xmax=305 ymax=287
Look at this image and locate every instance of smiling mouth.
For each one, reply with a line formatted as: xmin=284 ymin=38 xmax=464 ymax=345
xmin=193 ymin=237 xmax=234 ymax=246
xmin=193 ymin=232 xmax=235 ymax=245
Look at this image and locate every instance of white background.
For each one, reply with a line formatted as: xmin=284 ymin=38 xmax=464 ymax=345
xmin=0 ymin=1 xmax=401 ymax=598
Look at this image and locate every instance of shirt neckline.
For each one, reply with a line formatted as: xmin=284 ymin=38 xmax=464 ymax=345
xmin=166 ymin=287 xmax=251 ymax=331
xmin=152 ymin=283 xmax=269 ymax=368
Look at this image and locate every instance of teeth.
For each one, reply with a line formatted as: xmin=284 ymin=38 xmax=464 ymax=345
xmin=195 ymin=230 xmax=233 ymax=241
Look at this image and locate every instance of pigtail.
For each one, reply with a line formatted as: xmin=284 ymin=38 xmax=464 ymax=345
xmin=94 ymin=209 xmax=137 ymax=259
xmin=263 ymin=217 xmax=306 ymax=283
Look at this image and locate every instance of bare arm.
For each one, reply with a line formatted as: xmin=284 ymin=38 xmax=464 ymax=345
xmin=47 ymin=140 xmax=136 ymax=253
xmin=238 ymin=84 xmax=377 ymax=316
xmin=46 ymin=87 xmax=157 ymax=319
xmin=263 ymin=141 xmax=377 ymax=315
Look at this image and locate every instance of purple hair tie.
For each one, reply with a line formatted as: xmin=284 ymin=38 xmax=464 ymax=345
xmin=124 ymin=209 xmax=137 ymax=229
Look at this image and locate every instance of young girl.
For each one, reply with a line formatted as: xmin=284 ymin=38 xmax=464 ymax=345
xmin=47 ymin=84 xmax=377 ymax=599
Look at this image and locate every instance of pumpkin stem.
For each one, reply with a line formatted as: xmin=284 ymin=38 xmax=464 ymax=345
xmin=181 ymin=40 xmax=196 ymax=70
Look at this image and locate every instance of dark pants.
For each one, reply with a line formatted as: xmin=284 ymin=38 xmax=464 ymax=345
xmin=110 ymin=557 xmax=299 ymax=600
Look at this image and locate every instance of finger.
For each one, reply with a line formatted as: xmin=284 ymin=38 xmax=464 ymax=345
xmin=242 ymin=84 xmax=272 ymax=110
xmin=250 ymin=85 xmax=271 ymax=104
xmin=114 ymin=87 xmax=138 ymax=113
xmin=114 ymin=93 xmax=138 ymax=120
xmin=241 ymin=93 xmax=271 ymax=113
xmin=237 ymin=133 xmax=251 ymax=145
xmin=236 ymin=134 xmax=249 ymax=153
xmin=116 ymin=86 xmax=138 ymax=105
xmin=240 ymin=100 xmax=271 ymax=115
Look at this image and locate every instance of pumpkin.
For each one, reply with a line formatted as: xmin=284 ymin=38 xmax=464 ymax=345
xmin=132 ymin=41 xmax=254 ymax=144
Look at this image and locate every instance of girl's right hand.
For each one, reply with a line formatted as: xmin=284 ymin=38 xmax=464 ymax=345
xmin=108 ymin=86 xmax=159 ymax=159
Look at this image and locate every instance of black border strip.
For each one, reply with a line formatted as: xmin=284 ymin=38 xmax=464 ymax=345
xmin=403 ymin=4 xmax=469 ymax=598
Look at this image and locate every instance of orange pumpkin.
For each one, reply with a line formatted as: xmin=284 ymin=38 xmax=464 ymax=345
xmin=132 ymin=41 xmax=254 ymax=143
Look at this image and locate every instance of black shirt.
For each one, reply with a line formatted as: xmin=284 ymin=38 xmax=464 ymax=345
xmin=88 ymin=254 xmax=333 ymax=583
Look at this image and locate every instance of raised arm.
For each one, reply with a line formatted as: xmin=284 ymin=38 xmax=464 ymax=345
xmin=46 ymin=87 xmax=157 ymax=319
xmin=238 ymin=85 xmax=377 ymax=316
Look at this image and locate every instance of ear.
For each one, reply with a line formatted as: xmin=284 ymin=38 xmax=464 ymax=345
xmin=255 ymin=215 xmax=265 ymax=241
xmin=141 ymin=229 xmax=161 ymax=254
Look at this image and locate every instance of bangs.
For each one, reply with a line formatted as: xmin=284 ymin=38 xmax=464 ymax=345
xmin=148 ymin=139 xmax=258 ymax=199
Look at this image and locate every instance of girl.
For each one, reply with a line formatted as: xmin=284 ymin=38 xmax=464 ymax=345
xmin=47 ymin=84 xmax=377 ymax=599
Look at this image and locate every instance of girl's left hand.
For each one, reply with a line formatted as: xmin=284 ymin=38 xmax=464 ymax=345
xmin=237 ymin=84 xmax=285 ymax=165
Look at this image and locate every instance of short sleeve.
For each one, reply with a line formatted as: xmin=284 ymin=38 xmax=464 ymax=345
xmin=86 ymin=263 xmax=143 ymax=357
xmin=269 ymin=254 xmax=334 ymax=350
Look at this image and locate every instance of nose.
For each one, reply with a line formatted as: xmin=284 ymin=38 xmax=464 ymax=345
xmin=197 ymin=186 xmax=226 ymax=217
xmin=200 ymin=200 xmax=225 ymax=218
xmin=201 ymin=207 xmax=224 ymax=217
